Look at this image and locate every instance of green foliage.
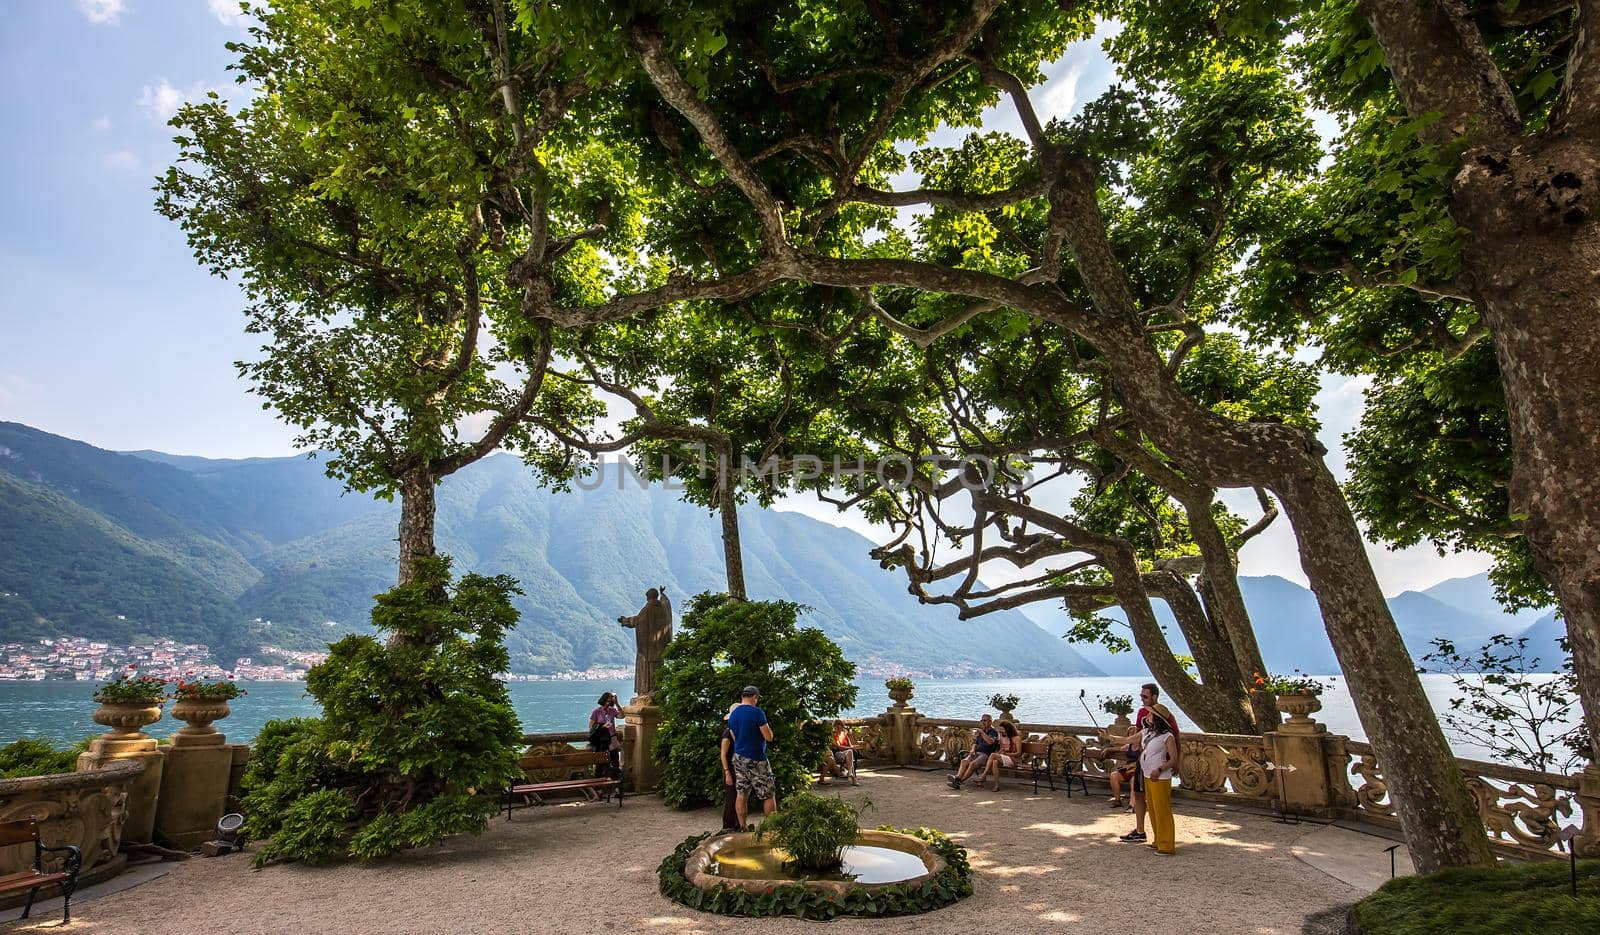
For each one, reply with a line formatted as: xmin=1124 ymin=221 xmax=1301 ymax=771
xmin=239 ymin=557 xmax=523 ymax=865
xmin=172 ymin=676 xmax=245 ymax=700
xmin=93 ymin=671 xmax=168 ymax=703
xmin=0 ymin=737 xmax=89 ymax=779
xmin=1423 ymin=635 xmax=1586 ymax=774
xmin=658 ymin=826 xmax=972 ymax=919
xmin=1100 ymin=694 xmax=1134 ymax=718
xmin=756 ymin=792 xmax=863 ymax=871
xmin=1349 ymin=858 xmax=1600 ymax=935
xmin=654 ymin=594 xmax=856 ymax=809
xmin=987 ymin=693 xmax=1020 ymax=714
xmin=883 ymin=676 xmax=914 ymax=693
xmin=1250 ymin=670 xmax=1327 ymax=696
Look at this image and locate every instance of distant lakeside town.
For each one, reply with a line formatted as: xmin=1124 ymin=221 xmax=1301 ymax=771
xmin=0 ymin=636 xmax=1014 ymax=684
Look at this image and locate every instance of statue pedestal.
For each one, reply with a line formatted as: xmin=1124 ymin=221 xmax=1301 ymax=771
xmin=622 ymin=700 xmax=662 ymax=793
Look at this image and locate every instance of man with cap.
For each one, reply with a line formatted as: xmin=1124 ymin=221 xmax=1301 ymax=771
xmin=727 ymin=685 xmax=777 ymax=826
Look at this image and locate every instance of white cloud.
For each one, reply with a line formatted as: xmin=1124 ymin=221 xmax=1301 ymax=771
xmin=138 ymin=78 xmax=216 ymax=123
xmin=92 ymin=116 xmax=112 ymax=131
xmin=206 ymin=0 xmax=247 ymax=27
xmin=78 ymin=0 xmax=126 ymax=25
xmin=101 ymin=150 xmax=141 ymax=171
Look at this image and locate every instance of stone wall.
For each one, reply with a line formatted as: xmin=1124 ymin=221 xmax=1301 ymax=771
xmin=0 ymin=758 xmax=143 ymax=907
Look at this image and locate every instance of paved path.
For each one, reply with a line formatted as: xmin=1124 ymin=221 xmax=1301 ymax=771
xmin=1 ymin=769 xmax=1370 ymax=934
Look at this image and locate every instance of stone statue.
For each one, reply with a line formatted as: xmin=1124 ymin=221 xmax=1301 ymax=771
xmin=618 ymin=586 xmax=673 ymax=705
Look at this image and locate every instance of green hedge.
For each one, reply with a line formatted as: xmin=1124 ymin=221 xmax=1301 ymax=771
xmin=1350 ymin=857 xmax=1600 ymax=935
xmin=658 ymin=825 xmax=971 ymax=919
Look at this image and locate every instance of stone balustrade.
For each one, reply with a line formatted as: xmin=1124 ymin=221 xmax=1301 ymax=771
xmin=838 ymin=704 xmax=1598 ymax=861
xmin=0 ymin=758 xmax=144 ymax=907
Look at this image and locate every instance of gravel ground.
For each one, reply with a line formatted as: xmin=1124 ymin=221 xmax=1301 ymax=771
xmin=1 ymin=769 xmax=1361 ymax=934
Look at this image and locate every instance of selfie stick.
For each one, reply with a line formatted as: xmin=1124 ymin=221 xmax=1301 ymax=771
xmin=1078 ymin=689 xmax=1103 ymax=731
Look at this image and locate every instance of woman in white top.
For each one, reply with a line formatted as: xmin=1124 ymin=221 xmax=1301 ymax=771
xmin=1133 ymin=706 xmax=1179 ymax=854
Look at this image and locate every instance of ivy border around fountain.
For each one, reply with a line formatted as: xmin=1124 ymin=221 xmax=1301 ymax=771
xmin=658 ymin=825 xmax=972 ymax=919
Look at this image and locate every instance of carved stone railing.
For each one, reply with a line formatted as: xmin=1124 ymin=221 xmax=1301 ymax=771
xmin=0 ymin=758 xmax=143 ymax=906
xmin=865 ymin=709 xmax=1594 ymax=860
xmin=838 ymin=716 xmax=892 ymax=763
xmin=1341 ymin=740 xmax=1589 ymax=859
xmin=518 ymin=730 xmax=595 ymax=782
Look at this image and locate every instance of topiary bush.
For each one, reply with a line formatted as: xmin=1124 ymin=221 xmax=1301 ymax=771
xmin=239 ymin=556 xmax=524 ymax=865
xmin=654 ymin=594 xmax=857 ymax=810
xmin=757 ymin=792 xmax=862 ymax=870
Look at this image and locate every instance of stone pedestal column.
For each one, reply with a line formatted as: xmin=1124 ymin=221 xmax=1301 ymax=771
xmin=886 ymin=704 xmax=922 ymax=766
xmin=77 ymin=701 xmax=167 ymax=846
xmin=154 ymin=701 xmax=235 ymax=849
xmin=1267 ymin=693 xmax=1337 ymax=817
xmin=622 ymin=700 xmax=663 ymax=793
xmin=1575 ymin=763 xmax=1600 ymax=859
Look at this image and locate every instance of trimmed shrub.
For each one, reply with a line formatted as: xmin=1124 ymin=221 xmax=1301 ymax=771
xmin=654 ymin=594 xmax=857 ymax=809
xmin=239 ymin=557 xmax=524 ymax=865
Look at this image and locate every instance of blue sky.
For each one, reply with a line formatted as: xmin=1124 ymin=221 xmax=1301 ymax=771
xmin=0 ymin=2 xmax=1492 ymax=594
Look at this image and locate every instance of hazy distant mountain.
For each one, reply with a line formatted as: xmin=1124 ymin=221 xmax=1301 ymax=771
xmin=0 ymin=422 xmax=1095 ymax=677
xmin=1023 ymin=572 xmax=1563 ymax=675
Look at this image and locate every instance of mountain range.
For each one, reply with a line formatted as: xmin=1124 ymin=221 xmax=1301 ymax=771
xmin=1 ymin=421 xmax=1565 ymax=678
xmin=0 ymin=422 xmax=1094 ymax=676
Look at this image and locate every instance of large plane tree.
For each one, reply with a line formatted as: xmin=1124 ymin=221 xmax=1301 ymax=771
xmin=162 ymin=0 xmax=1517 ymax=870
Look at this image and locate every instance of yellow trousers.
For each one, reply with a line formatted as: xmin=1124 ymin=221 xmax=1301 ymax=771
xmin=1145 ymin=777 xmax=1175 ymax=854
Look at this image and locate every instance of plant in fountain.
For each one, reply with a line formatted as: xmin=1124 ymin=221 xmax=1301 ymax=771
xmin=756 ymin=793 xmax=863 ymax=872
xmin=240 ymin=557 xmax=523 ymax=865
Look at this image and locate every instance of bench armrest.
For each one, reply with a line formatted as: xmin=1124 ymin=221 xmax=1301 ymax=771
xmin=39 ymin=843 xmax=82 ymax=878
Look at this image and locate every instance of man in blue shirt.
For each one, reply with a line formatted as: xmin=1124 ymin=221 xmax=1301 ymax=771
xmin=727 ymin=685 xmax=777 ymax=826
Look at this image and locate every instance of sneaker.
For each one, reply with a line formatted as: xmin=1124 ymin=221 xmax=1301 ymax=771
xmin=1118 ymin=830 xmax=1146 ymax=842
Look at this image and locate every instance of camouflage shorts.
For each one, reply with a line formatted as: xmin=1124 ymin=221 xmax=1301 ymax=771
xmin=732 ymin=754 xmax=775 ymax=800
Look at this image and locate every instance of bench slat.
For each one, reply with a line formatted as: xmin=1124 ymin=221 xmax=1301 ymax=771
xmin=510 ymin=779 xmax=616 ymax=793
xmin=0 ymin=871 xmax=71 ymax=893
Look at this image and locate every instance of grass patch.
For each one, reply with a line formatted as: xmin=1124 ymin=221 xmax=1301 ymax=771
xmin=1350 ymin=858 xmax=1600 ymax=935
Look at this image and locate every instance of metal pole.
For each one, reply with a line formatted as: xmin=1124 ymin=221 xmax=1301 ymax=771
xmin=1384 ymin=844 xmax=1400 ymax=880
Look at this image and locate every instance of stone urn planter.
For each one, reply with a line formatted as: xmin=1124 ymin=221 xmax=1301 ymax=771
xmin=1274 ymin=691 xmax=1323 ymax=732
xmin=91 ymin=698 xmax=165 ymax=741
xmin=886 ymin=682 xmax=914 ymax=707
xmin=170 ymin=697 xmax=232 ymax=738
xmin=1107 ymin=713 xmax=1133 ymax=735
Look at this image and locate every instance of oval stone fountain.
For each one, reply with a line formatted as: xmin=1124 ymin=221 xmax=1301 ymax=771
xmin=683 ymin=829 xmax=945 ymax=898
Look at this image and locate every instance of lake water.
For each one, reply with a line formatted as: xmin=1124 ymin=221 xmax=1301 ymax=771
xmin=0 ymin=674 xmax=1572 ymax=766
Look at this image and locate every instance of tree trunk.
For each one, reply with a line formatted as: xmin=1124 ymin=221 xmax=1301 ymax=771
xmin=1145 ymin=570 xmax=1259 ymax=733
xmin=1184 ymin=499 xmax=1278 ymax=731
xmin=1453 ymin=134 xmax=1600 ymax=768
xmin=1277 ymin=462 xmax=1497 ymax=870
xmin=717 ymin=459 xmax=748 ymax=600
xmin=398 ymin=469 xmax=438 ymax=587
xmin=1091 ymin=328 xmax=1496 ymax=871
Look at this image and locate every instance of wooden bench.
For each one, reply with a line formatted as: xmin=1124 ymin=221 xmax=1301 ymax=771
xmin=504 ymin=750 xmax=621 ymax=818
xmin=0 ymin=817 xmax=81 ymax=924
xmin=1066 ymin=746 xmax=1130 ymax=798
xmin=997 ymin=740 xmax=1055 ymax=794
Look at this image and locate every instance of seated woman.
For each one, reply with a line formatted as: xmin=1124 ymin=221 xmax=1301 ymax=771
xmin=982 ymin=720 xmax=1023 ymax=791
xmin=825 ymin=719 xmax=858 ymax=786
